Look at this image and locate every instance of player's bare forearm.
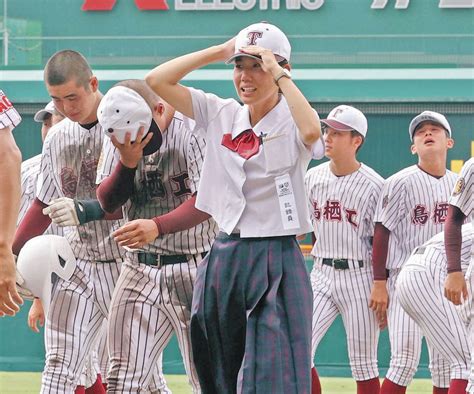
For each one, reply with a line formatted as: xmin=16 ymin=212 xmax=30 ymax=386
xmin=0 ymin=128 xmax=21 ymax=248
xmin=444 ymin=271 xmax=468 ymax=305
xmin=0 ymin=128 xmax=23 ymax=316
xmin=146 ymin=39 xmax=235 ymax=119
xmin=276 ymin=76 xmax=320 ymax=146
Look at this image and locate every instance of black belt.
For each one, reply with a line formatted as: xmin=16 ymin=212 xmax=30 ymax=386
xmin=322 ymin=258 xmax=364 ymax=270
xmin=138 ymin=252 xmax=207 ymax=267
xmin=414 ymin=246 xmax=426 ymax=255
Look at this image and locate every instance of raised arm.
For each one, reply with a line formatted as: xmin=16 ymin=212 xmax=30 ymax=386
xmin=239 ymin=45 xmax=321 ymax=146
xmin=145 ymin=39 xmax=235 ymax=119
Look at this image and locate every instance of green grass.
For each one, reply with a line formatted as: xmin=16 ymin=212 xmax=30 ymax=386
xmin=0 ymin=372 xmax=434 ymax=393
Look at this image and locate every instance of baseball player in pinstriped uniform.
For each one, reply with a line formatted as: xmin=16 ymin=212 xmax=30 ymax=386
xmin=444 ymin=158 xmax=474 ymax=393
xmin=12 ymin=50 xmax=127 ymax=393
xmin=94 ymin=80 xmax=217 ymax=392
xmin=20 ymin=103 xmax=107 ymax=393
xmin=305 ymin=105 xmax=383 ymax=394
xmin=370 ymin=111 xmax=457 ymax=394
xmin=397 ymin=225 xmax=472 ymax=394
xmin=24 ymin=102 xmax=66 ymax=338
xmin=0 ymin=90 xmax=23 ymax=317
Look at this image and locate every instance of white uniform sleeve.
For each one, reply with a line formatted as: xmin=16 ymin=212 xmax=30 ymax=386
xmin=96 ymin=136 xmax=120 ymax=184
xmin=374 ymin=175 xmax=407 ymax=232
xmin=189 ymin=87 xmax=226 ymax=131
xmin=366 ymin=178 xmax=385 ymax=235
xmin=0 ymin=90 xmax=21 ymax=129
xmin=18 ymin=162 xmax=37 ymax=225
xmin=186 ymin=132 xmax=206 ymax=194
xmin=449 ymin=158 xmax=473 ymax=218
xmin=36 ymin=137 xmax=60 ymax=204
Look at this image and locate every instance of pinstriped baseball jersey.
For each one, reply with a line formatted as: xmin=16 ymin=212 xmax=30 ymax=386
xmin=375 ymin=165 xmax=457 ymax=269
xmin=18 ymin=154 xmax=64 ymax=237
xmin=36 ymin=118 xmax=124 ymax=261
xmin=96 ymin=112 xmax=218 ymax=255
xmin=305 ymin=162 xmax=384 ymax=261
xmin=449 ymin=158 xmax=473 ymax=258
xmin=405 ymin=225 xmax=472 ymax=273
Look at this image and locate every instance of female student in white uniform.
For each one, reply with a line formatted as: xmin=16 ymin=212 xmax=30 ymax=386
xmin=146 ymin=22 xmax=323 ymax=393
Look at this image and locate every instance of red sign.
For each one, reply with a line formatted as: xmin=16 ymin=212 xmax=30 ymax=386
xmin=82 ymin=0 xmax=169 ymax=11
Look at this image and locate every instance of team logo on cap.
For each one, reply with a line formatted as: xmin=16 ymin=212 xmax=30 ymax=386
xmin=452 ymin=177 xmax=465 ymax=196
xmin=247 ymin=31 xmax=263 ymax=46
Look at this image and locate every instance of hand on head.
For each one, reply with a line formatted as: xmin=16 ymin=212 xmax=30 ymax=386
xmin=110 ymin=126 xmax=154 ymax=169
xmin=239 ymin=45 xmax=280 ymax=74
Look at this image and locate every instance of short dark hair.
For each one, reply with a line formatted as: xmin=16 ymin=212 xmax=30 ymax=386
xmin=44 ymin=50 xmax=92 ymax=89
xmin=114 ymin=79 xmax=160 ymax=111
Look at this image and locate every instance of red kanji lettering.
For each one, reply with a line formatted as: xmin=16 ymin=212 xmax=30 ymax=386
xmin=411 ymin=204 xmax=429 ymax=225
xmin=323 ymin=200 xmax=342 ymax=221
xmin=432 ymin=202 xmax=449 ymax=224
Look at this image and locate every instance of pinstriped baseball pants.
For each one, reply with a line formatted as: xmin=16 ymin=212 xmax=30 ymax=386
xmin=310 ymin=259 xmax=380 ymax=381
xmin=107 ymin=256 xmax=202 ymax=393
xmin=459 ymin=264 xmax=474 ymax=393
xmin=386 ymin=268 xmax=451 ymax=388
xmin=397 ymin=258 xmax=471 ymax=383
xmin=41 ymin=259 xmax=121 ymax=393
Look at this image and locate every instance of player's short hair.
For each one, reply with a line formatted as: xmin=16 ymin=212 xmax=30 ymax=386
xmin=44 ymin=50 xmax=93 ymax=89
xmin=114 ymin=79 xmax=160 ymax=111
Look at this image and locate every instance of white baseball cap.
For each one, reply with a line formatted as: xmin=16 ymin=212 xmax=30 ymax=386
xmin=98 ymin=86 xmax=162 ymax=153
xmin=226 ymin=22 xmax=291 ymax=64
xmin=34 ymin=101 xmax=55 ymax=122
xmin=408 ymin=111 xmax=452 ymax=141
xmin=321 ymin=105 xmax=368 ymax=137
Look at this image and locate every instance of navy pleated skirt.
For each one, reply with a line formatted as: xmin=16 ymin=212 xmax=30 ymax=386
xmin=190 ymin=232 xmax=312 ymax=394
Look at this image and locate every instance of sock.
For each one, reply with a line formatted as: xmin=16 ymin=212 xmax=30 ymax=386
xmin=432 ymin=387 xmax=448 ymax=394
xmin=75 ymin=387 xmax=86 ymax=394
xmin=448 ymin=379 xmax=468 ymax=394
xmin=380 ymin=378 xmax=407 ymax=394
xmin=85 ymin=374 xmax=106 ymax=394
xmin=357 ymin=377 xmax=381 ymax=394
xmin=311 ymin=367 xmax=322 ymax=394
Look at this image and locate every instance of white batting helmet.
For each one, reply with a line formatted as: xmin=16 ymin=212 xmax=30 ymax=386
xmin=16 ymin=235 xmax=76 ymax=315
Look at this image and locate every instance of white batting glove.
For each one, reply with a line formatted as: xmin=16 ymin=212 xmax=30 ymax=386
xmin=15 ymin=270 xmax=34 ymax=301
xmin=42 ymin=197 xmax=80 ymax=227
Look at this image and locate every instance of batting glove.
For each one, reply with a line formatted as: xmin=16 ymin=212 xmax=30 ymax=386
xmin=43 ymin=197 xmax=80 ymax=227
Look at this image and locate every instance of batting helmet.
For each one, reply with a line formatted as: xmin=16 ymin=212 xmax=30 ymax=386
xmin=16 ymin=235 xmax=76 ymax=315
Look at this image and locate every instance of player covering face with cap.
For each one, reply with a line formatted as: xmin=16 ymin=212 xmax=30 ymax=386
xmin=95 ymin=79 xmax=217 ymax=393
xmin=146 ymin=21 xmax=323 ymax=393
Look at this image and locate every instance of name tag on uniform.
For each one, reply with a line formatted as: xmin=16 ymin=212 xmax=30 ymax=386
xmin=275 ymin=174 xmax=300 ymax=230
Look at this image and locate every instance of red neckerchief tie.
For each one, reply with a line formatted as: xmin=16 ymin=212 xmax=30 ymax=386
xmin=221 ymin=129 xmax=261 ymax=160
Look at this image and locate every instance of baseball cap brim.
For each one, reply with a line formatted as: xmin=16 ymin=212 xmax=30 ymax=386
xmin=225 ymin=52 xmax=286 ymax=65
xmin=321 ymin=119 xmax=354 ymax=132
xmin=143 ymin=119 xmax=163 ymax=156
xmin=34 ymin=109 xmax=53 ymax=122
